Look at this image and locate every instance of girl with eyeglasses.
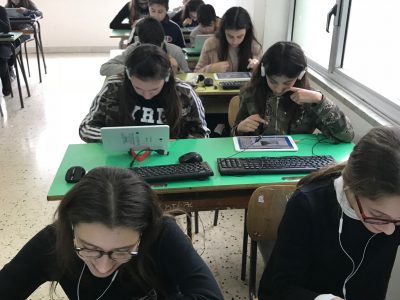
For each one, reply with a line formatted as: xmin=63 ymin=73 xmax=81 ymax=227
xmin=0 ymin=166 xmax=224 ymax=299
xmin=232 ymin=41 xmax=354 ymax=143
xmin=258 ymin=126 xmax=400 ymax=300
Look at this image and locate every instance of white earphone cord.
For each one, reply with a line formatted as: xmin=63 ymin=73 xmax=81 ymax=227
xmin=77 ymin=263 xmax=119 ymax=300
xmin=338 ymin=211 xmax=377 ymax=299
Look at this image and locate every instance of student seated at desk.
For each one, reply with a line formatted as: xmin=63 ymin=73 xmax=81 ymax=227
xmin=101 ymin=17 xmax=190 ymax=76
xmin=232 ymin=41 xmax=354 ymax=143
xmin=258 ymin=126 xmax=400 ymax=300
xmin=5 ymin=0 xmax=42 ymax=44
xmin=0 ymin=166 xmax=224 ymax=299
xmin=189 ymin=4 xmax=220 ymax=45
xmin=194 ymin=6 xmax=262 ymax=73
xmin=0 ymin=5 xmax=13 ymax=96
xmin=80 ymin=44 xmax=209 ymax=143
xmin=110 ymin=0 xmax=149 ymax=30
xmin=149 ymin=0 xmax=186 ymax=48
xmin=170 ymin=0 xmax=203 ymax=28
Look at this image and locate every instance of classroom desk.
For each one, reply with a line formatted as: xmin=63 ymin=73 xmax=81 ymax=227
xmin=47 ymin=135 xmax=353 ymax=280
xmin=110 ymin=29 xmax=131 ymax=49
xmin=10 ymin=16 xmax=46 ymax=83
xmin=177 ymin=73 xmax=241 ymax=96
xmin=0 ymin=31 xmax=30 ymax=108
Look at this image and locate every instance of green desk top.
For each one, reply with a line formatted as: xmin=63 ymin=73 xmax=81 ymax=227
xmin=110 ymin=29 xmax=131 ymax=38
xmin=177 ymin=73 xmax=241 ymax=96
xmin=47 ymin=135 xmax=354 ymax=200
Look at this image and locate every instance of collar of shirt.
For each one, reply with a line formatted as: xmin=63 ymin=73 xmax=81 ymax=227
xmin=334 ymin=176 xmax=360 ymax=220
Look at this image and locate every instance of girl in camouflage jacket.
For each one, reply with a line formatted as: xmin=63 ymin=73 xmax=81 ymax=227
xmin=233 ymin=41 xmax=354 ymax=143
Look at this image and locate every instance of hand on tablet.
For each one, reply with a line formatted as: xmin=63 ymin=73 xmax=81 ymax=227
xmin=237 ymin=114 xmax=266 ymax=133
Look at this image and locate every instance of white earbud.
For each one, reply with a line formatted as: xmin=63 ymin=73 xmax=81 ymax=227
xmin=260 ymin=64 xmax=266 ymax=77
xmin=297 ymin=69 xmax=306 ymax=80
xmin=338 ymin=215 xmax=343 ymax=234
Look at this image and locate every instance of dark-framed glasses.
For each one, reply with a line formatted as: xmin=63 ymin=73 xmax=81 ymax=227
xmin=355 ymin=195 xmax=400 ymax=225
xmin=74 ymin=239 xmax=140 ymax=262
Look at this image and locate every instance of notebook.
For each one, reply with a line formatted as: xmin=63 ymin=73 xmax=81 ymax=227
xmin=5 ymin=8 xmax=25 ymax=18
xmin=101 ymin=125 xmax=170 ymax=154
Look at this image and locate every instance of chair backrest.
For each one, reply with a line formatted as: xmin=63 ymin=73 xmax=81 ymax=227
xmin=228 ymin=95 xmax=240 ymax=127
xmin=247 ymin=184 xmax=296 ymax=242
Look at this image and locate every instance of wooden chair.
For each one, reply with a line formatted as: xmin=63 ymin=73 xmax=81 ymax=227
xmin=228 ymin=95 xmax=240 ymax=127
xmin=246 ymin=184 xmax=296 ymax=299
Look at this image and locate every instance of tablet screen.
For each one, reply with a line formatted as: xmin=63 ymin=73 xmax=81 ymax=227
xmin=233 ymin=136 xmax=298 ymax=152
xmin=215 ymin=72 xmax=252 ymax=80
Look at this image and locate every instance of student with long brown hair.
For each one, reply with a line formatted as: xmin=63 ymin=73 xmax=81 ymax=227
xmin=80 ymin=44 xmax=209 ymax=142
xmin=110 ymin=0 xmax=149 ymax=30
xmin=0 ymin=166 xmax=224 ymax=299
xmin=258 ymin=126 xmax=400 ymax=300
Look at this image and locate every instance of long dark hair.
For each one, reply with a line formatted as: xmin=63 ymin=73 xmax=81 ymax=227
xmin=129 ymin=0 xmax=149 ymax=23
xmin=243 ymin=41 xmax=309 ymax=124
xmin=119 ymin=44 xmax=182 ymax=138
xmin=51 ymin=167 xmax=166 ymax=297
xmin=298 ymin=126 xmax=400 ymax=200
xmin=216 ymin=6 xmax=260 ymax=71
xmin=181 ymin=0 xmax=204 ymax=23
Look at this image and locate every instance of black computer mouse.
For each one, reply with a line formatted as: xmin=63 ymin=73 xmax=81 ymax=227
xmin=204 ymin=77 xmax=214 ymax=87
xmin=178 ymin=152 xmax=203 ymax=164
xmin=65 ymin=166 xmax=86 ymax=183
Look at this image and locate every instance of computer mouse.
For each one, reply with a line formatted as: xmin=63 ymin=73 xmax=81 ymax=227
xmin=65 ymin=166 xmax=86 ymax=183
xmin=178 ymin=152 xmax=203 ymax=164
xmin=204 ymin=77 xmax=214 ymax=87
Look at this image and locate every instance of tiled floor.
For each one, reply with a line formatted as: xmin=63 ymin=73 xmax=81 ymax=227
xmin=0 ymin=53 xmax=263 ymax=299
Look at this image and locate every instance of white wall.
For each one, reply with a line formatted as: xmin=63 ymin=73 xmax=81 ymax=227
xmin=34 ymin=0 xmax=271 ymax=52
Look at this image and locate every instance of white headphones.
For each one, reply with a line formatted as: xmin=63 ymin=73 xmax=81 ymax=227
xmin=125 ymin=68 xmax=171 ymax=82
xmin=260 ymin=64 xmax=306 ymax=80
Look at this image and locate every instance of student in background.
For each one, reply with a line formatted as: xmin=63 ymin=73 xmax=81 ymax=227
xmin=194 ymin=6 xmax=262 ymax=73
xmin=0 ymin=5 xmax=12 ymax=96
xmin=101 ymin=17 xmax=190 ymax=76
xmin=148 ymin=0 xmax=186 ymax=48
xmin=80 ymin=44 xmax=209 ymax=142
xmin=233 ymin=41 xmax=354 ymax=143
xmin=5 ymin=0 xmax=42 ymax=42
xmin=171 ymin=0 xmax=204 ymax=28
xmin=258 ymin=126 xmax=400 ymax=300
xmin=0 ymin=166 xmax=224 ymax=299
xmin=189 ymin=4 xmax=220 ymax=45
xmin=110 ymin=0 xmax=149 ymax=30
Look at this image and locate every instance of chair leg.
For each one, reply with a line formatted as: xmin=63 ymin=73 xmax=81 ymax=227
xmin=36 ymin=21 xmax=47 ymax=74
xmin=194 ymin=211 xmax=199 ymax=234
xmin=24 ymin=42 xmax=30 ymax=77
xmin=249 ymin=240 xmax=258 ymax=300
xmin=241 ymin=208 xmax=248 ymax=281
xmin=186 ymin=213 xmax=192 ymax=239
xmin=17 ymin=51 xmax=30 ymax=97
xmin=213 ymin=209 xmax=219 ymax=226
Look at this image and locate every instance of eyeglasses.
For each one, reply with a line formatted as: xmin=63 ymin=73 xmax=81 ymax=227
xmin=74 ymin=239 xmax=140 ymax=262
xmin=355 ymin=195 xmax=400 ymax=225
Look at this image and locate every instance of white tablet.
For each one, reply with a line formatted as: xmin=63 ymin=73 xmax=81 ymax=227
xmin=233 ymin=135 xmax=298 ymax=152
xmin=214 ymin=72 xmax=252 ymax=81
xmin=101 ymin=125 xmax=170 ymax=154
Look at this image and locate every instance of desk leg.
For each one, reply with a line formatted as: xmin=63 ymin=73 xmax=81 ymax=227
xmin=241 ymin=208 xmax=248 ymax=281
xmin=13 ymin=47 xmax=24 ymax=109
xmin=33 ymin=26 xmax=42 ymax=83
xmin=17 ymin=50 xmax=31 ymax=97
xmin=194 ymin=211 xmax=199 ymax=234
xmin=36 ymin=21 xmax=47 ymax=74
xmin=186 ymin=213 xmax=192 ymax=239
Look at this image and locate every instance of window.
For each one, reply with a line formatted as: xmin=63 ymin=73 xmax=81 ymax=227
xmin=291 ymin=0 xmax=400 ymax=125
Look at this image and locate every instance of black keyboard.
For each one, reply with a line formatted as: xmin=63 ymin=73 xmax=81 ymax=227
xmin=217 ymin=155 xmax=335 ymax=175
xmin=131 ymin=162 xmax=214 ymax=183
xmin=219 ymin=81 xmax=247 ymax=90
